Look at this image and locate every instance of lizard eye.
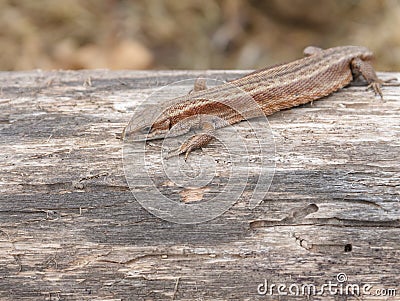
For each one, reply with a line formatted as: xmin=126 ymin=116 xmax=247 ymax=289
xmin=142 ymin=126 xmax=152 ymax=133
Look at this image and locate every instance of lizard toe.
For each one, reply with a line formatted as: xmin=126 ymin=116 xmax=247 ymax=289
xmin=366 ymin=81 xmax=383 ymax=99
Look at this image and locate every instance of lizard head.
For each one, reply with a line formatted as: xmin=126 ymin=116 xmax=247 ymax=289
xmin=123 ymin=115 xmax=171 ymax=141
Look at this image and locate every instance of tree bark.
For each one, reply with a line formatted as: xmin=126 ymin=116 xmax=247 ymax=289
xmin=0 ymin=70 xmax=399 ymax=300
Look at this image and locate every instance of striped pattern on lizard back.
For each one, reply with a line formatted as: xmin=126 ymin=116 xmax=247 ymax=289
xmin=162 ymin=46 xmax=373 ymax=127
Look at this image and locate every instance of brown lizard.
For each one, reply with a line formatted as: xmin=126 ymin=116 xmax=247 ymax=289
xmin=123 ymin=46 xmax=396 ymax=160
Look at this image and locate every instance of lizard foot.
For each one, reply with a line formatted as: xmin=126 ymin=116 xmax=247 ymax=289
xmin=366 ymin=77 xmax=399 ymax=99
xmin=366 ymin=81 xmax=383 ymax=98
xmin=165 ymin=133 xmax=214 ymax=161
xmin=189 ymin=78 xmax=207 ymax=94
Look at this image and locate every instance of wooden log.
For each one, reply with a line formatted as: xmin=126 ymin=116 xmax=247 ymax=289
xmin=0 ymin=70 xmax=399 ymax=300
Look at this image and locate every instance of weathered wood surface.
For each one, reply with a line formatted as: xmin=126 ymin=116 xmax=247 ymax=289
xmin=0 ymin=70 xmax=399 ymax=300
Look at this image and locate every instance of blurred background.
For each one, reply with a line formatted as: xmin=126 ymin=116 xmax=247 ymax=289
xmin=1 ymin=0 xmax=399 ymax=71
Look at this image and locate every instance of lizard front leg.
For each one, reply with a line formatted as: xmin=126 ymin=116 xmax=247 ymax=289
xmin=351 ymin=57 xmax=398 ymax=98
xmin=303 ymin=46 xmax=323 ymax=57
xmin=190 ymin=78 xmax=207 ymax=93
xmin=165 ymin=120 xmax=216 ymax=161
xmin=166 ymin=78 xmax=217 ymax=161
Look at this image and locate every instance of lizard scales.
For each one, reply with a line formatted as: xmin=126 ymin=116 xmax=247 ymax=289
xmin=124 ymin=45 xmax=386 ymax=158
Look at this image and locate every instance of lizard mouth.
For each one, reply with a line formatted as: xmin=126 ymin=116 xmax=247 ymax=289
xmin=123 ymin=122 xmax=171 ymax=142
xmin=122 ymin=124 xmax=153 ymax=141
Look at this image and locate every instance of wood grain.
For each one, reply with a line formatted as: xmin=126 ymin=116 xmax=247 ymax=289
xmin=0 ymin=70 xmax=399 ymax=300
